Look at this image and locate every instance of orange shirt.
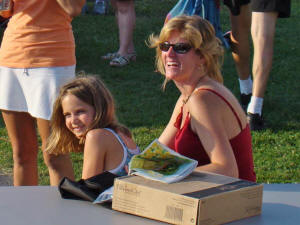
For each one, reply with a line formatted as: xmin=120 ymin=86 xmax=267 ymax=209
xmin=0 ymin=0 xmax=76 ymax=68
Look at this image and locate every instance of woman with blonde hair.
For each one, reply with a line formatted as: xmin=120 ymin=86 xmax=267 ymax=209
xmin=149 ymin=15 xmax=256 ymax=181
xmin=46 ymin=76 xmax=139 ymax=179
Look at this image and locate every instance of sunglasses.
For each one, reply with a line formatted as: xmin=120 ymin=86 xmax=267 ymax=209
xmin=159 ymin=42 xmax=193 ymax=54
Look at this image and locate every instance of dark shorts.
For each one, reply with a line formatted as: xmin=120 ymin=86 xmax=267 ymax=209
xmin=223 ymin=0 xmax=251 ymax=16
xmin=252 ymin=0 xmax=291 ymax=18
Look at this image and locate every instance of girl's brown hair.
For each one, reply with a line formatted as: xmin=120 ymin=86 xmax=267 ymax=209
xmin=46 ymin=75 xmax=131 ymax=155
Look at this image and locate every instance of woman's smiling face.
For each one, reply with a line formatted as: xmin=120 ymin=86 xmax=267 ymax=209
xmin=62 ymin=94 xmax=95 ymax=139
xmin=161 ymin=31 xmax=202 ymax=83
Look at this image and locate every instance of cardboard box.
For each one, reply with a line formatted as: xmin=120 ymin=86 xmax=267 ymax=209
xmin=112 ymin=171 xmax=263 ymax=225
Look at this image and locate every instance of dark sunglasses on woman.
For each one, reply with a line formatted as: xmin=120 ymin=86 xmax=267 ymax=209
xmin=159 ymin=42 xmax=192 ymax=54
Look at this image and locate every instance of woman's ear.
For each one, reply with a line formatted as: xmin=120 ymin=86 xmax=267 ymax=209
xmin=197 ymin=54 xmax=206 ymax=66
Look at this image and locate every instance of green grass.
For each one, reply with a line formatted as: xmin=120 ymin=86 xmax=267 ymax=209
xmin=0 ymin=0 xmax=299 ymax=184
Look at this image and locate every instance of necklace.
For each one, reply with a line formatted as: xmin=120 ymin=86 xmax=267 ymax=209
xmin=181 ymin=74 xmax=207 ymax=105
xmin=182 ymin=93 xmax=192 ymax=105
xmin=182 ymin=84 xmax=199 ymax=105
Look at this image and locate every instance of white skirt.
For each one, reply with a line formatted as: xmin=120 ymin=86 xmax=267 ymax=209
xmin=0 ymin=66 xmax=75 ymax=120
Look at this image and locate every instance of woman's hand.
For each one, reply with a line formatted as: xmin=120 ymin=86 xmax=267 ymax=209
xmin=56 ymin=0 xmax=85 ymax=18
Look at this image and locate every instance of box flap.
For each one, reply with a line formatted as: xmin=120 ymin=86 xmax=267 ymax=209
xmin=184 ymin=180 xmax=260 ymax=199
xmin=117 ymin=171 xmax=240 ymax=195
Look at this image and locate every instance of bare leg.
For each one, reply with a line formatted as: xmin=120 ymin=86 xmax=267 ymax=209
xmin=110 ymin=0 xmax=117 ymax=11
xmin=230 ymin=4 xmax=251 ymax=80
xmin=2 ymin=111 xmax=38 ymax=186
xmin=246 ymin=12 xmax=278 ymax=130
xmin=115 ymin=0 xmax=136 ymax=56
xmin=37 ymin=118 xmax=74 ymax=186
xmin=251 ymin=12 xmax=278 ymax=98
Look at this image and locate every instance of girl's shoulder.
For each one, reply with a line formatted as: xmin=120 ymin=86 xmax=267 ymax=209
xmin=86 ymin=128 xmax=137 ymax=150
xmin=86 ymin=128 xmax=111 ymax=136
xmin=85 ymin=128 xmax=117 ymax=143
xmin=84 ymin=128 xmax=125 ymax=155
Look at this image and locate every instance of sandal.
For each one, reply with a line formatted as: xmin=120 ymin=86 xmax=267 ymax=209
xmin=101 ymin=52 xmax=119 ymax=60
xmin=109 ymin=52 xmax=136 ymax=67
xmin=126 ymin=52 xmax=137 ymax=62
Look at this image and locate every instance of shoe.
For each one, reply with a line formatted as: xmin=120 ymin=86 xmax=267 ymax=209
xmin=109 ymin=52 xmax=136 ymax=67
xmin=223 ymin=31 xmax=232 ymax=50
xmin=101 ymin=52 xmax=120 ymax=60
xmin=240 ymin=93 xmax=251 ymax=112
xmin=93 ymin=0 xmax=108 ymax=15
xmin=247 ymin=113 xmax=265 ymax=131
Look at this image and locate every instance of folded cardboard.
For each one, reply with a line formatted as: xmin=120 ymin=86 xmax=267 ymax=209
xmin=112 ymin=171 xmax=263 ymax=225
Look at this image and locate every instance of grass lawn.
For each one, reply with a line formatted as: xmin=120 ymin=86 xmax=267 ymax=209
xmin=0 ymin=0 xmax=299 ymax=184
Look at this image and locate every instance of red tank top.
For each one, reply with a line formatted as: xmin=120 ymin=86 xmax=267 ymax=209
xmin=174 ymin=89 xmax=256 ymax=182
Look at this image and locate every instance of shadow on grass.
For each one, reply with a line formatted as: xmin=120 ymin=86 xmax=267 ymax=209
xmin=0 ymin=114 xmax=5 ymax=129
xmin=260 ymin=95 xmax=300 ymax=133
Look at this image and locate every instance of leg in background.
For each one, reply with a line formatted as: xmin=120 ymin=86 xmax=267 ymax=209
xmin=102 ymin=0 xmax=136 ymax=65
xmin=251 ymin=12 xmax=278 ymax=100
xmin=246 ymin=11 xmax=278 ymax=130
xmin=230 ymin=3 xmax=252 ymax=81
xmin=2 ymin=111 xmax=39 ymax=186
xmin=228 ymin=3 xmax=252 ymax=111
xmin=115 ymin=0 xmax=136 ymax=56
xmin=37 ymin=118 xmax=74 ymax=186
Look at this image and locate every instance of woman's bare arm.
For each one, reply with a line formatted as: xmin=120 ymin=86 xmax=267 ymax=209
xmin=159 ymin=96 xmax=184 ymax=150
xmin=188 ymin=91 xmax=239 ymax=178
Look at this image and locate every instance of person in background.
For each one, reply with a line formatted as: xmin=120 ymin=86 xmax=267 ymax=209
xmin=0 ymin=16 xmax=9 ymax=45
xmin=0 ymin=0 xmax=85 ymax=186
xmin=223 ymin=0 xmax=252 ymax=113
xmin=149 ymin=15 xmax=256 ymax=182
xmin=46 ymin=76 xmax=139 ymax=179
xmin=165 ymin=0 xmax=228 ymax=50
xmin=82 ymin=0 xmax=109 ymax=15
xmin=101 ymin=0 xmax=136 ymax=67
xmin=246 ymin=0 xmax=291 ymax=130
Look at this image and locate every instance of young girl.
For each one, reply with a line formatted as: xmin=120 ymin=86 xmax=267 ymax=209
xmin=46 ymin=76 xmax=139 ymax=179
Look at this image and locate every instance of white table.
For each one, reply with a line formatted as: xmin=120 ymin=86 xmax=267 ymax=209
xmin=0 ymin=184 xmax=299 ymax=225
xmin=0 ymin=185 xmax=165 ymax=225
xmin=227 ymin=184 xmax=300 ymax=225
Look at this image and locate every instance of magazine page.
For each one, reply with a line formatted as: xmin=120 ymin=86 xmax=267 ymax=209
xmin=128 ymin=139 xmax=197 ymax=183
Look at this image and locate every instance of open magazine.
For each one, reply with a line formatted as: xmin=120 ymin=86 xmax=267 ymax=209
xmin=128 ymin=139 xmax=197 ymax=183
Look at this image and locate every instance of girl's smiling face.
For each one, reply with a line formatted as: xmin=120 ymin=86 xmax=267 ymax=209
xmin=62 ymin=94 xmax=95 ymax=139
xmin=162 ymin=31 xmax=202 ymax=83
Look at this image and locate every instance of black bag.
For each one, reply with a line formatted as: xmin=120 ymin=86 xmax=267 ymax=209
xmin=58 ymin=171 xmax=119 ymax=202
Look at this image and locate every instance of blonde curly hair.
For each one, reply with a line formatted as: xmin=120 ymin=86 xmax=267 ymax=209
xmin=148 ymin=15 xmax=224 ymax=88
